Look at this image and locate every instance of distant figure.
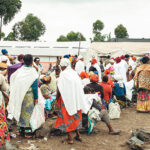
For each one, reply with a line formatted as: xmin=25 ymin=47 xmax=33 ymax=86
xmin=75 ymin=55 xmax=85 ymax=75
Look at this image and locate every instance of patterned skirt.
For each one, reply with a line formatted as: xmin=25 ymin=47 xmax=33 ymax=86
xmin=54 ymin=96 xmax=82 ymax=133
xmin=0 ymin=92 xmax=10 ymax=146
xmin=137 ymin=90 xmax=150 ymax=112
xmin=18 ymin=88 xmax=34 ymax=133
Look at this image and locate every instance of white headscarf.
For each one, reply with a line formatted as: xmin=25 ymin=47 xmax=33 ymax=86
xmin=78 ymin=55 xmax=83 ymax=60
xmin=60 ymin=58 xmax=70 ymax=67
xmin=1 ymin=55 xmax=8 ymax=62
xmin=114 ymin=75 xmax=124 ymax=88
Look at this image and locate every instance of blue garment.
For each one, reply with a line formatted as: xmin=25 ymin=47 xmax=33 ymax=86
xmin=31 ymin=79 xmax=38 ymax=99
xmin=113 ymin=83 xmax=126 ymax=97
xmin=1 ymin=49 xmax=8 ymax=55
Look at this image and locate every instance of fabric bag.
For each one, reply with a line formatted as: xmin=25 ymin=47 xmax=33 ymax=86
xmin=30 ymin=103 xmax=45 ymax=132
xmin=45 ymin=98 xmax=52 ymax=110
xmin=108 ymin=102 xmax=121 ymax=119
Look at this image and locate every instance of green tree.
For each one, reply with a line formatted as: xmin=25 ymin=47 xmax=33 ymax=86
xmin=4 ymin=32 xmax=15 ymax=41
xmin=92 ymin=20 xmax=105 ymax=42
xmin=114 ymin=24 xmax=128 ymax=38
xmin=0 ymin=32 xmax=5 ymax=39
xmin=57 ymin=31 xmax=86 ymax=42
xmin=0 ymin=0 xmax=22 ymax=40
xmin=12 ymin=13 xmax=46 ymax=41
xmin=57 ymin=35 xmax=68 ymax=42
xmin=67 ymin=31 xmax=86 ymax=41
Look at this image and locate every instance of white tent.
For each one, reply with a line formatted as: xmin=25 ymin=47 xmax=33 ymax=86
xmin=89 ymin=42 xmax=150 ymax=58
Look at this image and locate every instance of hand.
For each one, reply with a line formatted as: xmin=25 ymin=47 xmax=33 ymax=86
xmin=34 ymin=99 xmax=38 ymax=105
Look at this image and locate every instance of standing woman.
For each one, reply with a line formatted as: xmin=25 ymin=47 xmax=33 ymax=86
xmin=0 ymin=74 xmax=10 ymax=149
xmin=55 ymin=58 xmax=88 ymax=144
xmin=8 ymin=54 xmax=39 ymax=138
xmin=134 ymin=56 xmax=150 ymax=112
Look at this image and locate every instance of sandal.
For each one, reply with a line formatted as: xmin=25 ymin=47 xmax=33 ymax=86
xmin=62 ymin=139 xmax=74 ymax=144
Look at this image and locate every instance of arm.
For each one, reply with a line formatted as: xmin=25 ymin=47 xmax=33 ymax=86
xmin=31 ymin=79 xmax=38 ymax=104
xmin=99 ymin=85 xmax=104 ymax=99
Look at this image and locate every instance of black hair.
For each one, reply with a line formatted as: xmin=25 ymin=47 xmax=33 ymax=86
xmin=84 ymin=86 xmax=92 ymax=94
xmin=125 ymin=54 xmax=130 ymax=58
xmin=100 ymin=60 xmax=103 ymax=64
xmin=23 ymin=54 xmax=33 ymax=66
xmin=107 ymin=55 xmax=110 ymax=59
xmin=142 ymin=56 xmax=149 ymax=64
xmin=102 ymin=75 xmax=108 ymax=83
xmin=34 ymin=57 xmax=40 ymax=62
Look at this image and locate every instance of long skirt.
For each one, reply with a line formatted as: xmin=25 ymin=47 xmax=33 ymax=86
xmin=54 ymin=96 xmax=82 ymax=133
xmin=137 ymin=90 xmax=150 ymax=112
xmin=18 ymin=88 xmax=34 ymax=134
xmin=0 ymin=92 xmax=10 ymax=146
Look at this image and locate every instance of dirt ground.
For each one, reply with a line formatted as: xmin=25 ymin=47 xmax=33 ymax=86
xmin=11 ymin=105 xmax=150 ymax=150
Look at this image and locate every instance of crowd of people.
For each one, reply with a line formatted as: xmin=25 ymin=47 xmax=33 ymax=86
xmin=0 ymin=49 xmax=149 ymax=149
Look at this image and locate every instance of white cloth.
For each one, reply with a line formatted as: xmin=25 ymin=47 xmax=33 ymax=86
xmin=75 ymin=60 xmax=85 ymax=75
xmin=81 ymin=78 xmax=90 ymax=87
xmin=114 ymin=63 xmax=122 ymax=77
xmin=114 ymin=75 xmax=124 ymax=88
xmin=58 ymin=66 xmax=88 ymax=116
xmin=120 ymin=60 xmax=129 ymax=83
xmin=1 ymin=55 xmax=8 ymax=62
xmin=125 ymin=79 xmax=134 ymax=101
xmin=60 ymin=58 xmax=70 ymax=67
xmin=7 ymin=66 xmax=38 ymax=122
xmin=93 ymin=63 xmax=102 ymax=82
xmin=78 ymin=55 xmax=83 ymax=60
xmin=34 ymin=62 xmax=43 ymax=76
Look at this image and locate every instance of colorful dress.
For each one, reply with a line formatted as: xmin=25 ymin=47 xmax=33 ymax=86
xmin=134 ymin=64 xmax=150 ymax=112
xmin=18 ymin=79 xmax=38 ymax=134
xmin=54 ymin=96 xmax=82 ymax=133
xmin=0 ymin=91 xmax=10 ymax=146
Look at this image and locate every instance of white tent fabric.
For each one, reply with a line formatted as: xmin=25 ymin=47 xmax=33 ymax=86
xmin=89 ymin=42 xmax=150 ymax=58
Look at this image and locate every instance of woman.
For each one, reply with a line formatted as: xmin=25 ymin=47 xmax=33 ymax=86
xmin=54 ymin=58 xmax=88 ymax=144
xmin=80 ymin=72 xmax=90 ymax=87
xmin=8 ymin=54 xmax=39 ymax=138
xmin=40 ymin=76 xmax=57 ymax=116
xmin=0 ymin=74 xmax=10 ymax=149
xmin=134 ymin=56 xmax=150 ymax=112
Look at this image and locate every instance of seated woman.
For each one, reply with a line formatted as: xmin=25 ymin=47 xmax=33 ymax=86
xmin=99 ymin=76 xmax=113 ymax=109
xmin=86 ymin=74 xmax=104 ymax=100
xmin=113 ymin=75 xmax=127 ymax=108
xmin=40 ymin=76 xmax=57 ymax=117
xmin=8 ymin=54 xmax=39 ymax=138
xmin=82 ymin=86 xmax=120 ymax=135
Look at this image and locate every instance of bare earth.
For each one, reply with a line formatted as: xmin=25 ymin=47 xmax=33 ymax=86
xmin=11 ymin=106 xmax=150 ymax=150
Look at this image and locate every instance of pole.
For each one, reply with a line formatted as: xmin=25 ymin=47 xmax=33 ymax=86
xmin=78 ymin=33 xmax=81 ymax=56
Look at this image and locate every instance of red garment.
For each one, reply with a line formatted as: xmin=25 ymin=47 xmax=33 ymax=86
xmin=80 ymin=72 xmax=89 ymax=79
xmin=99 ymin=82 xmax=112 ymax=102
xmin=54 ymin=96 xmax=82 ymax=133
xmin=90 ymin=74 xmax=99 ymax=82
xmin=92 ymin=58 xmax=97 ymax=65
xmin=108 ymin=78 xmax=114 ymax=88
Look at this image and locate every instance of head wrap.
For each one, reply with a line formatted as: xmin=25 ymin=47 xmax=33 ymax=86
xmin=60 ymin=58 xmax=70 ymax=67
xmin=64 ymin=55 xmax=70 ymax=59
xmin=104 ymin=69 xmax=110 ymax=75
xmin=1 ymin=55 xmax=8 ymax=62
xmin=89 ymin=71 xmax=94 ymax=77
xmin=18 ymin=54 xmax=24 ymax=61
xmin=132 ymin=57 xmax=136 ymax=61
xmin=90 ymin=74 xmax=99 ymax=82
xmin=115 ymin=57 xmax=121 ymax=63
xmin=114 ymin=75 xmax=123 ymax=88
xmin=78 ymin=55 xmax=83 ymax=60
xmin=92 ymin=58 xmax=97 ymax=65
xmin=1 ymin=49 xmax=8 ymax=55
xmin=80 ymin=72 xmax=89 ymax=79
xmin=121 ymin=55 xmax=125 ymax=60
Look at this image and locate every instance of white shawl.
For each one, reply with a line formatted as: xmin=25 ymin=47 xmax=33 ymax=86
xmin=58 ymin=66 xmax=88 ymax=116
xmin=7 ymin=66 xmax=38 ymax=122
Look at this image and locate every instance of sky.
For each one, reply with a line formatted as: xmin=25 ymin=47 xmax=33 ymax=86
xmin=3 ymin=0 xmax=150 ymax=41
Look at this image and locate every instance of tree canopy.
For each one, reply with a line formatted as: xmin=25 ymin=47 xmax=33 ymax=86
xmin=57 ymin=31 xmax=86 ymax=42
xmin=92 ymin=20 xmax=106 ymax=42
xmin=6 ymin=13 xmax=46 ymax=41
xmin=114 ymin=24 xmax=128 ymax=38
xmin=0 ymin=0 xmax=22 ymax=39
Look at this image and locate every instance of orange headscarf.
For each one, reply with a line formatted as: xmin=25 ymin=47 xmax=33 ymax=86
xmin=104 ymin=69 xmax=110 ymax=75
xmin=92 ymin=58 xmax=97 ymax=65
xmin=132 ymin=57 xmax=136 ymax=61
xmin=80 ymin=72 xmax=89 ymax=79
xmin=90 ymin=74 xmax=99 ymax=82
